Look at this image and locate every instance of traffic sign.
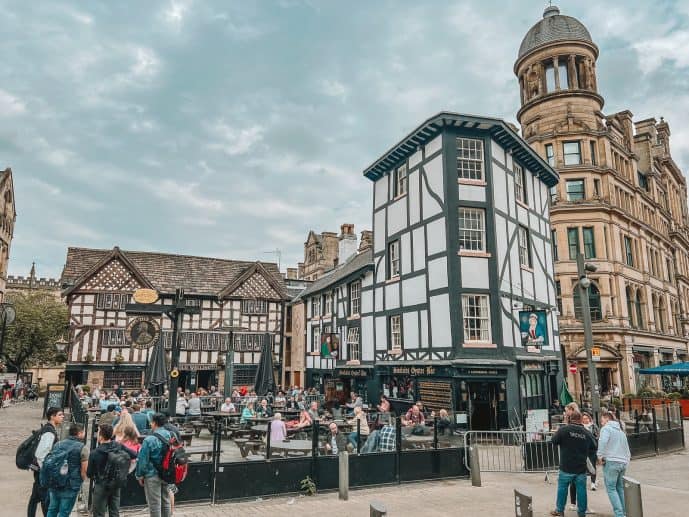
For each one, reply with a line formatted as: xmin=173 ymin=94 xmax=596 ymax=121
xmin=592 ymin=346 xmax=601 ymax=362
xmin=568 ymin=363 xmax=578 ymax=374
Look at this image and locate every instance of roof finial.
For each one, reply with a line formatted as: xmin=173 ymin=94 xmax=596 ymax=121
xmin=543 ymin=3 xmax=560 ymax=17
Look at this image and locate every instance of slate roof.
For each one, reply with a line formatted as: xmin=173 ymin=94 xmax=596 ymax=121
xmin=297 ymin=249 xmax=373 ymax=299
xmin=61 ymin=246 xmax=287 ymax=298
xmin=518 ymin=6 xmax=594 ymax=59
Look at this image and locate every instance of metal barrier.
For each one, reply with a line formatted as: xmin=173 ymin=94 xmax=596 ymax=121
xmin=463 ymin=430 xmax=559 ymax=474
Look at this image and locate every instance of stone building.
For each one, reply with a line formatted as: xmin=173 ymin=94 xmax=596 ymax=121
xmin=0 ymin=168 xmax=16 ymax=302
xmin=298 ymin=229 xmax=339 ymax=281
xmin=515 ymin=5 xmax=689 ymax=397
xmin=7 ymin=263 xmax=62 ymax=300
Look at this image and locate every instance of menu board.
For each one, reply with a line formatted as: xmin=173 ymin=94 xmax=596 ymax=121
xmin=417 ymin=380 xmax=453 ymax=412
xmin=43 ymin=384 xmax=66 ymax=417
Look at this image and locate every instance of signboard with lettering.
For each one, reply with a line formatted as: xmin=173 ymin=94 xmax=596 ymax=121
xmin=592 ymin=347 xmax=601 ymax=362
xmin=334 ymin=368 xmax=368 ymax=378
xmin=417 ymin=380 xmax=453 ymax=412
xmin=179 ymin=363 xmax=221 ymax=371
xmin=519 ymin=310 xmax=548 ymax=352
xmin=43 ymin=384 xmax=67 ymax=417
xmin=392 ymin=366 xmax=437 ymax=376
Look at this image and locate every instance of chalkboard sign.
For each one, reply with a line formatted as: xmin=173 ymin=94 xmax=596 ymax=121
xmin=417 ymin=380 xmax=453 ymax=412
xmin=43 ymin=384 xmax=66 ymax=417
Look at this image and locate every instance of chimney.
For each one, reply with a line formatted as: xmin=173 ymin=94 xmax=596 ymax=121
xmin=338 ymin=223 xmax=358 ymax=264
xmin=656 ymin=117 xmax=671 ymax=155
xmin=358 ymin=230 xmax=373 ymax=252
xmin=286 ymin=267 xmax=298 ymax=280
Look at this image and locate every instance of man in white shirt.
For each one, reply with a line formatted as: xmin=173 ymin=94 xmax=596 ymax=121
xmin=28 ymin=407 xmax=64 ymax=517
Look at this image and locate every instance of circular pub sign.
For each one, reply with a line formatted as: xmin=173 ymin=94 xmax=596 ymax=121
xmin=126 ymin=316 xmax=161 ymax=350
xmin=132 ymin=288 xmax=159 ymax=305
xmin=568 ymin=363 xmax=578 ymax=374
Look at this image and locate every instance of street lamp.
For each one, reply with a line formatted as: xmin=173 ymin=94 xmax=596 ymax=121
xmin=577 ymin=253 xmax=600 ymax=420
xmin=55 ymin=336 xmax=69 ymax=354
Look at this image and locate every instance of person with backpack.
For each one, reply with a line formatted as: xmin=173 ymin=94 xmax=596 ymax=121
xmin=135 ymin=413 xmax=174 ymax=517
xmin=22 ymin=406 xmax=64 ymax=517
xmin=40 ymin=423 xmax=88 ymax=517
xmin=88 ymin=424 xmax=137 ymax=517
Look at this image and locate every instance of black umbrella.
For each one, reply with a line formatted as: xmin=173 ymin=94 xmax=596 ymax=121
xmin=145 ymin=340 xmax=167 ymax=395
xmin=254 ymin=339 xmax=276 ymax=396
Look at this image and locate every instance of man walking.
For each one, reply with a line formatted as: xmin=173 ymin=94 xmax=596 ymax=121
xmin=597 ymin=412 xmax=631 ymax=517
xmin=136 ymin=413 xmax=172 ymax=517
xmin=550 ymin=410 xmax=597 ymax=517
xmin=42 ymin=423 xmax=88 ymax=517
xmin=88 ymin=424 xmax=137 ymax=517
xmin=28 ymin=406 xmax=63 ymax=517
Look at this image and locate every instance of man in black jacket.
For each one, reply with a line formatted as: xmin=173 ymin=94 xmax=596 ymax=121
xmin=87 ymin=424 xmax=137 ymax=517
xmin=550 ymin=410 xmax=596 ymax=517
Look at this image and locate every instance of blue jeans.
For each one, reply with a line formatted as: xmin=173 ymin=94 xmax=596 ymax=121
xmin=603 ymin=461 xmax=627 ymax=517
xmin=46 ymin=489 xmax=78 ymax=517
xmin=556 ymin=471 xmax=586 ymax=516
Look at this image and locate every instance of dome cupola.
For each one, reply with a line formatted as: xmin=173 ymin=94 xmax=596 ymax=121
xmin=518 ymin=5 xmax=594 ymax=60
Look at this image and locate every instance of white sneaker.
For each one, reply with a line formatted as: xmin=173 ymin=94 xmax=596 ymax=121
xmin=569 ymin=504 xmax=577 ymax=511
xmin=591 ymin=481 xmax=597 ymax=491
xmin=585 ymin=508 xmax=596 ymax=514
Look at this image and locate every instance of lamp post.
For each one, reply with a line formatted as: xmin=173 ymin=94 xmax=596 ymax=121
xmin=577 ymin=253 xmax=600 ymax=420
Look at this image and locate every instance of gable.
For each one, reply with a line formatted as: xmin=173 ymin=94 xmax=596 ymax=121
xmin=225 ymin=272 xmax=281 ymax=300
xmin=81 ymin=258 xmax=145 ymax=291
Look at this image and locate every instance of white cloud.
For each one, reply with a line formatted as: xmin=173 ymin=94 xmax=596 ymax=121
xmin=0 ymin=89 xmax=26 ymax=116
xmin=236 ymin=197 xmax=313 ymax=219
xmin=162 ymin=0 xmax=194 ymax=29
xmin=146 ymin=179 xmax=224 ymax=212
xmin=206 ymin=121 xmax=264 ymax=156
xmin=319 ymin=79 xmax=348 ymax=100
xmin=633 ymin=31 xmax=689 ymax=74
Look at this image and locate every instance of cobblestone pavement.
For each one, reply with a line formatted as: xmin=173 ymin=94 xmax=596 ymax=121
xmin=2 ymin=401 xmax=689 ymax=516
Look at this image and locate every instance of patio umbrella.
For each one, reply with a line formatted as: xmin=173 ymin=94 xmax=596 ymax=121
xmin=254 ymin=339 xmax=276 ymax=396
xmin=144 ymin=339 xmax=168 ymax=394
xmin=638 ymin=362 xmax=689 ymax=375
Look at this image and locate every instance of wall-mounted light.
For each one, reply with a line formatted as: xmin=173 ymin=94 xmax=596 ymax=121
xmin=500 ymin=381 xmax=506 ymax=391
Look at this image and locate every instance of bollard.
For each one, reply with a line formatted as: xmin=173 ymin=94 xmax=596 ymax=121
xmin=623 ymin=476 xmax=643 ymax=517
xmin=370 ymin=500 xmax=387 ymax=516
xmin=469 ymin=445 xmax=482 ymax=487
xmin=338 ymin=451 xmax=349 ymax=500
xmin=514 ymin=489 xmax=533 ymax=517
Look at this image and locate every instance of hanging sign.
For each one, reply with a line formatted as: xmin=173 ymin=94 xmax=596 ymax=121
xmin=132 ymin=288 xmax=159 ymax=304
xmin=592 ymin=346 xmax=601 ymax=362
xmin=126 ymin=316 xmax=161 ymax=350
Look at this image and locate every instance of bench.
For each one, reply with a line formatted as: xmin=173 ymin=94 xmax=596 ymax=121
xmin=234 ymin=438 xmax=264 ymax=458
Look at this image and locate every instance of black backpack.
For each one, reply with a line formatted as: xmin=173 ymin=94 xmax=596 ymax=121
xmin=101 ymin=446 xmax=132 ymax=489
xmin=16 ymin=425 xmax=55 ymax=470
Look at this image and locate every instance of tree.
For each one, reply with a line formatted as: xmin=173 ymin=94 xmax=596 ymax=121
xmin=1 ymin=291 xmax=68 ymax=377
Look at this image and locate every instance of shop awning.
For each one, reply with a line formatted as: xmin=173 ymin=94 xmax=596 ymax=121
xmin=638 ymin=362 xmax=689 ymax=376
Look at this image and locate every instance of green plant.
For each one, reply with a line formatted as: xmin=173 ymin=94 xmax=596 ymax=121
xmin=300 ymin=475 xmax=316 ymax=496
xmin=610 ymin=396 xmax=622 ymax=408
xmin=114 ymin=354 xmax=125 ymax=364
xmin=667 ymin=392 xmax=681 ymax=400
xmin=83 ymin=353 xmax=94 ymax=363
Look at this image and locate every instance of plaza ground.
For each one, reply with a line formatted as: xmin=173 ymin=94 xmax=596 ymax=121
xmin=1 ymin=401 xmax=688 ymax=516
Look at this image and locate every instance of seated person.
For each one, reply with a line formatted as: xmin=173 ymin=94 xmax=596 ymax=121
xmin=378 ymin=424 xmax=397 ymax=452
xmin=377 ymin=394 xmax=391 ymax=414
xmin=256 ymin=399 xmax=273 ymax=418
xmin=307 ymin=401 xmax=321 ymax=422
xmin=273 ymin=391 xmax=286 ymax=407
xmin=220 ymin=398 xmax=236 ymax=413
xmin=347 ymin=406 xmax=370 ymax=448
xmin=240 ymin=402 xmax=256 ymax=424
xmin=291 ymin=408 xmax=313 ymax=429
xmin=403 ymin=405 xmax=425 ymax=427
xmin=285 ymin=396 xmax=299 ymax=410
xmin=323 ymin=422 xmax=347 ymax=455
xmin=269 ymin=413 xmax=287 ymax=443
xmin=434 ymin=408 xmax=452 ymax=435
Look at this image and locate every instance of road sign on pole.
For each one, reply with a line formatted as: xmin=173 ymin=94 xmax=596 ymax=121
xmin=569 ymin=363 xmax=578 ymax=374
xmin=592 ymin=346 xmax=601 ymax=362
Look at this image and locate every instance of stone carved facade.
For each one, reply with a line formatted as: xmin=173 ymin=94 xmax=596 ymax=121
xmin=515 ymin=6 xmax=689 ymax=397
xmin=0 ymin=169 xmax=16 ymax=302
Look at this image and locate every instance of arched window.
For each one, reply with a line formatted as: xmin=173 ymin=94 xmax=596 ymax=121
xmin=574 ymin=282 xmax=602 ymax=321
xmin=626 ymin=286 xmax=636 ymax=328
xmin=652 ymin=294 xmax=660 ymax=332
xmin=635 ymin=290 xmax=645 ymax=330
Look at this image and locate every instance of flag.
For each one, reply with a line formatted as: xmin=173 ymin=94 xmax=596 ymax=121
xmin=560 ymin=382 xmax=574 ymax=406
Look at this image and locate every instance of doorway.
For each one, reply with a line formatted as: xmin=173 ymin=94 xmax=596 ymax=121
xmin=467 ymin=381 xmax=498 ymax=430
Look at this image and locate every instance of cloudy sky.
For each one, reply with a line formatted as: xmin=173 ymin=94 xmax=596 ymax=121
xmin=2 ymin=1 xmax=688 ymax=279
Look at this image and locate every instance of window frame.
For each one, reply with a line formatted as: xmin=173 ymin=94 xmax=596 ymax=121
xmin=95 ymin=292 xmax=131 ymax=311
xmin=624 ymin=236 xmax=634 ymax=267
xmin=551 ymin=230 xmax=559 ymax=261
xmin=458 ymin=207 xmax=486 ymax=252
xmin=518 ymin=225 xmax=532 ymax=268
xmin=545 ymin=144 xmax=555 ymax=166
xmin=582 ymin=227 xmax=596 ymax=259
xmin=388 ymin=240 xmax=401 ymax=278
xmin=241 ymin=299 xmax=269 ymax=315
xmin=566 ymin=179 xmax=585 ymax=201
xmin=590 ymin=140 xmax=597 ymax=166
xmin=389 ymin=314 xmax=402 ymax=350
xmin=311 ymin=297 xmax=321 ymax=318
xmin=393 ymin=163 xmax=408 ymax=197
xmin=567 ymin=227 xmax=580 ymax=260
xmin=514 ymin=163 xmax=527 ymax=205
xmin=462 ymin=294 xmax=491 ymax=343
xmin=456 ymin=138 xmax=484 ymax=181
xmin=312 ymin=326 xmax=321 ymax=353
xmin=349 ymin=280 xmax=361 ymax=316
xmin=563 ymin=141 xmax=582 ymax=166
xmin=323 ymin=292 xmax=332 ymax=316
xmin=347 ymin=326 xmax=360 ymax=362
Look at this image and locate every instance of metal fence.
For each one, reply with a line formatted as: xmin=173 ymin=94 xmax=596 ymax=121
xmin=462 ymin=430 xmax=559 ymax=474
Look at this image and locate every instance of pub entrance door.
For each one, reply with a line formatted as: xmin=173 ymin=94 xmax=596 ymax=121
xmin=467 ymin=381 xmax=499 ymax=430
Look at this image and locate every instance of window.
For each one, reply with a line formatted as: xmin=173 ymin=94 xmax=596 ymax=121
xmin=457 ymin=138 xmax=484 ymax=180
xmin=312 ymin=326 xmax=321 ymax=352
xmin=232 ymin=333 xmax=265 ymax=352
xmin=563 ymin=141 xmax=582 ymax=165
xmin=583 ymin=227 xmax=596 ymax=259
xmin=555 ymin=281 xmax=562 ymax=314
xmin=558 ymin=61 xmax=569 ymax=89
xmin=624 ymin=236 xmax=634 ymax=267
xmin=99 ymin=329 xmax=126 ymax=347
xmin=349 ymin=280 xmax=361 ymax=316
xmin=567 ymin=228 xmax=580 ymax=260
xmin=590 ymin=141 xmax=597 ymax=165
xmin=96 ymin=293 xmax=131 ymax=311
xmin=545 ymin=64 xmax=556 ymax=92
xmin=458 ymin=208 xmax=486 ymax=251
xmin=462 ymin=294 xmax=491 ymax=342
xmin=347 ymin=327 xmax=360 ymax=362
xmin=323 ymin=292 xmax=332 ymax=315
xmin=626 ymin=286 xmax=636 ymax=328
xmin=593 ymin=179 xmax=600 ymax=197
xmin=573 ymin=282 xmax=602 ymax=321
xmin=552 ymin=230 xmax=559 ymax=261
xmin=635 ymin=290 xmax=645 ymax=329
xmin=514 ymin=164 xmax=527 ymax=204
xmin=388 ymin=240 xmax=400 ymax=278
xmin=518 ymin=226 xmax=532 ymax=267
xmin=393 ymin=164 xmax=407 ymax=197
xmin=566 ymin=179 xmax=585 ymax=201
xmin=241 ymin=299 xmax=269 ymax=314
xmin=312 ymin=297 xmax=321 ymax=317
xmin=545 ymin=144 xmax=555 ymax=166
xmin=638 ymin=171 xmax=649 ymax=191
xmin=666 ymin=258 xmax=672 ymax=282
xmin=389 ymin=315 xmax=402 ymax=349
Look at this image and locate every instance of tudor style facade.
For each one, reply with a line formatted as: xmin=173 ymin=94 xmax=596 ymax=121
xmin=515 ymin=6 xmax=689 ymax=396
xmin=60 ymin=247 xmax=288 ymax=392
xmin=363 ymin=112 xmax=561 ymax=429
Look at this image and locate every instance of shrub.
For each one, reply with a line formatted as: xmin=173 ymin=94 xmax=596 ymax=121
xmin=300 ymin=475 xmax=316 ymax=496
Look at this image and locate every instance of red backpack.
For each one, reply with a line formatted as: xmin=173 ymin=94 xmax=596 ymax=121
xmin=153 ymin=432 xmax=188 ymax=485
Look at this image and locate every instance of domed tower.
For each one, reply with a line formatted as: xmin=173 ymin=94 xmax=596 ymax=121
xmin=515 ymin=5 xmax=603 ymax=142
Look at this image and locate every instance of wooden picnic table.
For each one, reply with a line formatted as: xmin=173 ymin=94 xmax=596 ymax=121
xmin=184 ymin=445 xmax=219 ymax=461
xmin=247 ymin=416 xmax=273 ymax=423
xmin=251 ymin=424 xmax=301 ymax=435
xmin=402 ymin=434 xmax=434 ymax=449
xmin=268 ymin=439 xmax=313 ymax=457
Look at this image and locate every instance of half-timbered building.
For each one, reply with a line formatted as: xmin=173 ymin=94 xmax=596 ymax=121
xmin=60 ymin=246 xmax=288 ymax=392
xmin=363 ymin=112 xmax=561 ymax=429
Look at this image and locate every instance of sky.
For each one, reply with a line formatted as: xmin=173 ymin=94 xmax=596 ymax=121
xmin=2 ymin=1 xmax=689 ymax=279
